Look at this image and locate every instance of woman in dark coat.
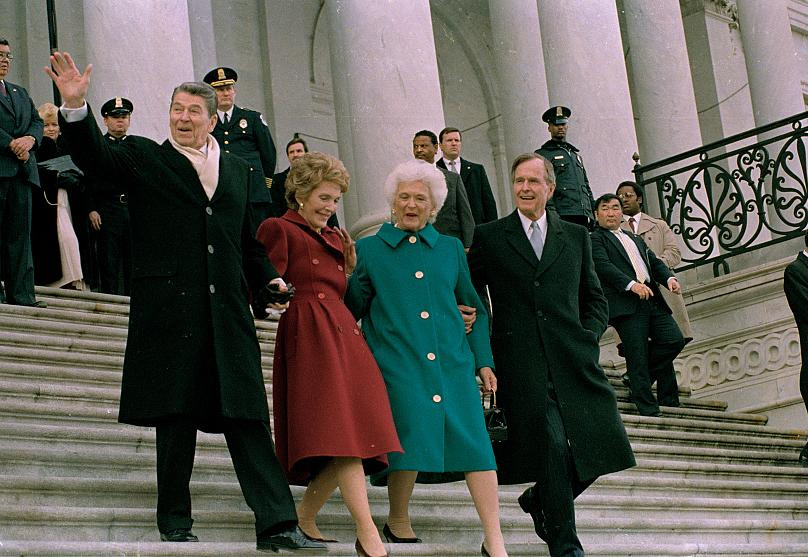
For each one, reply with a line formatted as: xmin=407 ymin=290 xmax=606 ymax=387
xmin=345 ymin=160 xmax=508 ymax=557
xmin=31 ymin=102 xmax=88 ymax=288
xmin=256 ymin=152 xmax=401 ymax=557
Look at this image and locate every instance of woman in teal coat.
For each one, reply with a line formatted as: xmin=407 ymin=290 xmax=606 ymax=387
xmin=346 ymin=160 xmax=508 ymax=557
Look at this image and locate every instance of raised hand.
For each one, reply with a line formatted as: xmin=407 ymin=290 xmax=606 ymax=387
xmin=335 ymin=227 xmax=356 ymax=275
xmin=44 ymin=51 xmax=92 ymax=108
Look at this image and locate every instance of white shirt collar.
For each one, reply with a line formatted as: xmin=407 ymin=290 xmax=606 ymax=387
xmin=442 ymin=156 xmax=460 ymax=168
xmin=217 ymin=107 xmax=234 ymax=122
xmin=803 ymin=249 xmax=808 ymax=257
xmin=623 ymin=212 xmax=643 ymax=227
xmin=517 ymin=209 xmax=548 ymax=238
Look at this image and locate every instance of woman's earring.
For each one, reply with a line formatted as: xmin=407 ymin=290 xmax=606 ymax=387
xmin=299 ymin=203 xmax=304 ymax=209
xmin=392 ymin=209 xmax=396 ymax=215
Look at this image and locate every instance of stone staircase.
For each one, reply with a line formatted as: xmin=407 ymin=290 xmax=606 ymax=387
xmin=0 ymin=288 xmax=807 ymax=556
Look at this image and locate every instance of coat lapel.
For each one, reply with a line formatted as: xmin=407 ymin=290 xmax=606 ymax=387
xmin=460 ymin=158 xmax=471 ymax=184
xmin=159 ymin=141 xmax=209 ymax=204
xmin=534 ymin=211 xmax=566 ymax=278
xmin=602 ymin=227 xmax=634 ymax=269
xmin=0 ymin=82 xmax=13 ymax=114
xmin=503 ymin=210 xmax=539 ymax=270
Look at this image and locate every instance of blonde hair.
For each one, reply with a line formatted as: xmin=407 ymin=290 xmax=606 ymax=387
xmin=37 ymin=102 xmax=59 ymax=124
xmin=285 ymin=152 xmax=350 ymax=210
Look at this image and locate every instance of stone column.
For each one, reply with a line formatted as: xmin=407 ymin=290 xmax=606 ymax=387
xmin=325 ymin=0 xmax=445 ymax=237
xmin=537 ymin=0 xmax=637 ymax=197
xmin=488 ymin=0 xmax=549 ymax=166
xmin=82 ymin=0 xmax=195 ymax=140
xmin=737 ymin=0 xmax=804 ymax=127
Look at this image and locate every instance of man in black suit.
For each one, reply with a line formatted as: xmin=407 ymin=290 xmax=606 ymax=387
xmin=591 ymin=193 xmax=685 ymax=417
xmin=47 ymin=51 xmax=323 ymax=553
xmin=0 ymin=38 xmax=44 ymax=307
xmin=271 ymin=136 xmax=338 ymax=227
xmin=87 ymin=96 xmax=134 ymax=295
xmin=203 ymin=67 xmax=276 ymax=233
xmin=436 ymin=126 xmax=497 ymax=224
xmin=469 ymin=153 xmax=634 ymax=556
xmin=784 ymin=230 xmax=808 ymax=465
xmin=412 ymin=129 xmax=474 ymax=248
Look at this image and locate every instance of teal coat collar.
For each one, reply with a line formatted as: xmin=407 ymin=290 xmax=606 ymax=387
xmin=377 ymin=222 xmax=439 ymax=248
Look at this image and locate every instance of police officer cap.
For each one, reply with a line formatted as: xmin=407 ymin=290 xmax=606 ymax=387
xmin=203 ymin=67 xmax=238 ymax=88
xmin=542 ymin=105 xmax=571 ymax=125
xmin=101 ymin=97 xmax=133 ymax=117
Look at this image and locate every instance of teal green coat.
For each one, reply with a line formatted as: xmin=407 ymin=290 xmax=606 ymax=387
xmin=346 ymin=223 xmax=496 ymax=473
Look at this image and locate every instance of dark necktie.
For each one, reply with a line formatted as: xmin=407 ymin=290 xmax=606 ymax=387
xmin=222 ymin=113 xmax=229 ymax=126
xmin=628 ymin=216 xmax=637 ymax=234
xmin=0 ymin=81 xmax=6 ymax=97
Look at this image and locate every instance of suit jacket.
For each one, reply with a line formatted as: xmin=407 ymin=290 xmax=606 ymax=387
xmin=784 ymin=251 xmax=808 ymax=376
xmin=212 ymin=105 xmax=276 ymax=205
xmin=621 ymin=212 xmax=693 ymax=339
xmin=0 ymin=80 xmax=43 ymax=187
xmin=590 ymin=225 xmax=675 ymax=321
xmin=469 ymin=209 xmax=635 ymax=484
xmin=60 ymin=106 xmax=279 ymax=429
xmin=433 ymin=166 xmax=474 ymax=248
xmin=436 ymin=157 xmax=497 ymax=224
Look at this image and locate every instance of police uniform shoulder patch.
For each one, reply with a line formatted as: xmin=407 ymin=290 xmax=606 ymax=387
xmin=259 ymin=113 xmax=268 ymax=127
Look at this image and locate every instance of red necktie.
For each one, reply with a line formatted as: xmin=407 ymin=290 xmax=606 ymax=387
xmin=628 ymin=217 xmax=637 ymax=234
xmin=0 ymin=81 xmax=6 ymax=97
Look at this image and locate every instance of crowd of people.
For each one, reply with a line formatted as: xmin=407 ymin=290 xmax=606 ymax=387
xmin=0 ymin=36 xmax=800 ymax=557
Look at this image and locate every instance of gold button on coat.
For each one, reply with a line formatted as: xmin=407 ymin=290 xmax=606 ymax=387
xmin=408 ymin=236 xmax=417 ymax=244
xmin=427 ymin=352 xmax=436 ymax=360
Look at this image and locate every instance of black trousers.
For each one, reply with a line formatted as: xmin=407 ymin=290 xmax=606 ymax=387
xmin=0 ymin=176 xmax=36 ymax=305
xmin=155 ymin=418 xmax=297 ymax=537
xmin=613 ymin=298 xmax=685 ymax=415
xmin=534 ymin=390 xmax=589 ymax=557
xmin=95 ymin=199 xmax=131 ymax=295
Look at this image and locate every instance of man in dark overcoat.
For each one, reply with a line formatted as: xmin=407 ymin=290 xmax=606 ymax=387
xmin=46 ymin=51 xmax=323 ymax=553
xmin=784 ymin=230 xmax=808 ymax=465
xmin=469 ymin=153 xmax=634 ymax=556
xmin=590 ymin=193 xmax=685 ymax=417
xmin=203 ymin=67 xmax=276 ymax=233
xmin=0 ymin=38 xmax=45 ymax=307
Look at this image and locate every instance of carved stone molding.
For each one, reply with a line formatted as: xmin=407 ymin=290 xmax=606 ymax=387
xmin=680 ymin=0 xmax=739 ymax=28
xmin=678 ymin=327 xmax=801 ymax=389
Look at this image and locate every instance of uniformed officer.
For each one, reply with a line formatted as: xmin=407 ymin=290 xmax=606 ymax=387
xmin=535 ymin=106 xmax=595 ymax=229
xmin=203 ymin=67 xmax=276 ymax=232
xmin=87 ymin=96 xmax=134 ymax=295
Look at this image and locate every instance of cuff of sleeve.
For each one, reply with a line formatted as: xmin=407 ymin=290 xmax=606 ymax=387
xmin=60 ymin=102 xmax=89 ymax=122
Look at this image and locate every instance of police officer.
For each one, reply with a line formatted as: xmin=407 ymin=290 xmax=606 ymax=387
xmin=87 ymin=96 xmax=133 ymax=295
xmin=203 ymin=67 xmax=276 ymax=232
xmin=535 ymin=106 xmax=595 ymax=229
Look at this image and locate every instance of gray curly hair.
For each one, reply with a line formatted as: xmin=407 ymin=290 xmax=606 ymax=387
xmin=383 ymin=160 xmax=448 ymax=222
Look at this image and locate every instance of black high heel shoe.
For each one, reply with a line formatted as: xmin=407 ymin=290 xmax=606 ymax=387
xmin=382 ymin=523 xmax=421 ymax=543
xmin=355 ymin=538 xmax=389 ymax=557
xmin=481 ymin=541 xmax=491 ymax=556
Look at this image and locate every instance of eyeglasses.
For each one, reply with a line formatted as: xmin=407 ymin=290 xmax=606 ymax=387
xmin=0 ymin=53 xmax=13 ymax=61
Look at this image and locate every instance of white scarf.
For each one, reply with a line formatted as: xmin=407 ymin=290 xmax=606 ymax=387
xmin=168 ymin=134 xmax=220 ymax=200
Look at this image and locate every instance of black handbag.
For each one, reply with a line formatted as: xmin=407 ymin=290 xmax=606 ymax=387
xmin=481 ymin=391 xmax=508 ymax=443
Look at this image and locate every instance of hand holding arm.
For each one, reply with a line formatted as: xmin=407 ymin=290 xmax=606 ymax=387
xmin=44 ymin=51 xmax=92 ymax=108
xmin=335 ymin=227 xmax=356 ymax=275
xmin=630 ymin=282 xmax=654 ymax=300
xmin=458 ymin=304 xmax=477 ymax=334
xmin=9 ymin=136 xmax=35 ymax=156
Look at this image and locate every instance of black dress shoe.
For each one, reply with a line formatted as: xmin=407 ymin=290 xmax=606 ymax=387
xmin=256 ymin=526 xmax=327 ymax=552
xmin=799 ymin=441 xmax=808 ymax=467
xmin=481 ymin=541 xmax=491 ymax=556
xmin=621 ymin=374 xmax=630 ymax=388
xmin=382 ymin=523 xmax=421 ymax=543
xmin=160 ymin=528 xmax=198 ymax=542
xmin=517 ymin=487 xmax=548 ymax=542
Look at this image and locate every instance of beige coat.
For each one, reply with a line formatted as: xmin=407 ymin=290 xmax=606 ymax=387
xmin=621 ymin=212 xmax=694 ymax=340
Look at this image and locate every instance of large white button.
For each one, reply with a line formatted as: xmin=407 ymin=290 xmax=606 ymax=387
xmin=206 ymin=207 xmax=213 ymax=215
xmin=415 ymin=271 xmax=424 ymax=279
xmin=427 ymin=352 xmax=436 ymax=361
xmin=432 ymin=394 xmax=442 ymax=403
xmin=408 ymin=236 xmax=417 ymax=244
xmin=420 ymin=311 xmax=429 ymax=319
xmin=209 ymin=285 xmax=216 ymax=294
xmin=207 ymin=245 xmax=214 ymax=254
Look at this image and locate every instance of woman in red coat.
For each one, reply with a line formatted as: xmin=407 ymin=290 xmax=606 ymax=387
xmin=256 ymin=152 xmax=401 ymax=557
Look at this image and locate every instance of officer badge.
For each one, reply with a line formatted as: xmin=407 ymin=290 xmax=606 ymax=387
xmin=239 ymin=118 xmax=248 ymax=129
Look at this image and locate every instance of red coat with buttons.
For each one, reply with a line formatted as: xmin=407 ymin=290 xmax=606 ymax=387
xmin=256 ymin=211 xmax=401 ymax=484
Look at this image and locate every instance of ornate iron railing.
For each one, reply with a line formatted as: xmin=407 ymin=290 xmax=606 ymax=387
xmin=633 ymin=110 xmax=808 ymax=276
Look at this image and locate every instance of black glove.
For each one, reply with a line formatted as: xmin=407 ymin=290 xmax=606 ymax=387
xmin=252 ymin=282 xmax=295 ymax=319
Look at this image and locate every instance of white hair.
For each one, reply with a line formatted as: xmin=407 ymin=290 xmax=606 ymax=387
xmin=383 ymin=160 xmax=448 ymax=222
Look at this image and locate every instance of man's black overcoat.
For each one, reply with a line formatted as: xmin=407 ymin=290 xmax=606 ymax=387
xmin=61 ymin=107 xmax=278 ymax=429
xmin=469 ymin=210 xmax=635 ymax=484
